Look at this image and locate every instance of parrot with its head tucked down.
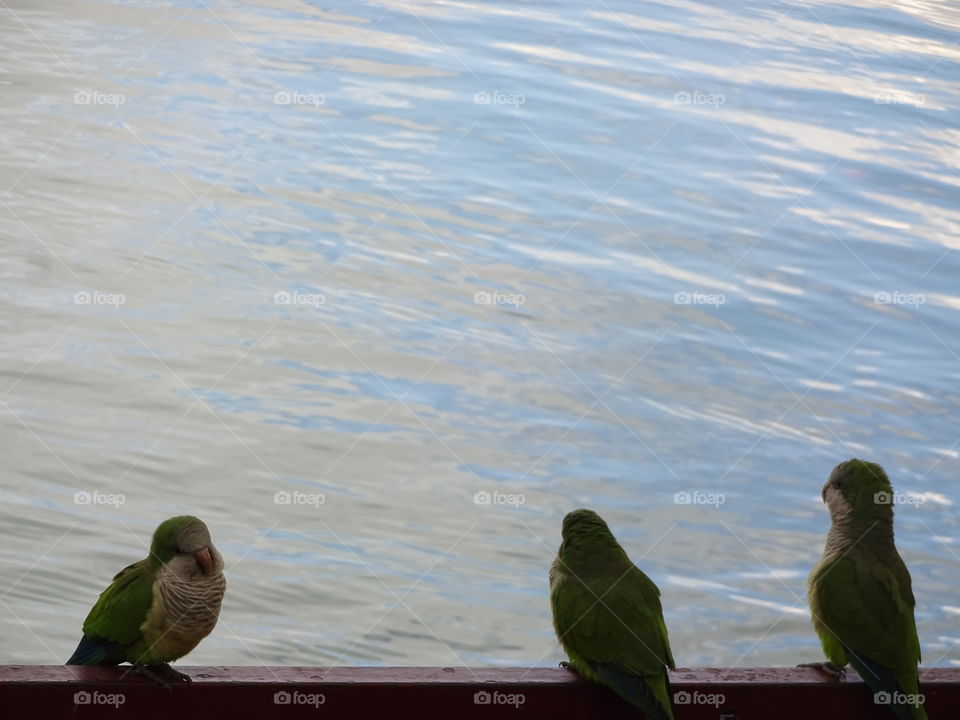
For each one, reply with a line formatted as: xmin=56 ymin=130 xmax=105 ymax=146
xmin=550 ymin=509 xmax=675 ymax=720
xmin=805 ymin=459 xmax=927 ymax=720
xmin=67 ymin=516 xmax=226 ymax=683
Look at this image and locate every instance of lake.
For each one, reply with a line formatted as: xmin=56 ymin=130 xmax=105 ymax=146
xmin=1 ymin=0 xmax=958 ymax=670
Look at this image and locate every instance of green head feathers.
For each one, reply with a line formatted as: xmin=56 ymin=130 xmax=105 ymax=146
xmin=149 ymin=515 xmax=214 ymax=568
xmin=561 ymin=509 xmax=615 ymax=540
xmin=822 ymin=458 xmax=895 ymax=516
xmin=559 ymin=509 xmax=625 ymax=562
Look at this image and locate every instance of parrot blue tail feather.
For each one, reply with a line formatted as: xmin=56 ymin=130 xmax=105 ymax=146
xmin=592 ymin=661 xmax=672 ymax=720
xmin=66 ymin=635 xmax=126 ymax=665
xmin=845 ymin=647 xmax=913 ymax=720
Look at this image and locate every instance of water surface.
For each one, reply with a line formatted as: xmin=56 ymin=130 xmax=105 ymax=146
xmin=2 ymin=0 xmax=959 ymax=670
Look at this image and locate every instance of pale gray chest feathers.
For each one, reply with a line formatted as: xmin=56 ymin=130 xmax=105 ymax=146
xmin=549 ymin=559 xmax=566 ymax=590
xmin=156 ymin=566 xmax=226 ymax=637
xmin=823 ymin=526 xmax=852 ymax=557
xmin=823 ymin=520 xmax=894 ymax=561
xmin=823 ymin=497 xmax=858 ymax=557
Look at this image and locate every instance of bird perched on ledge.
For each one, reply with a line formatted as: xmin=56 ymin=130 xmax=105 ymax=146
xmin=804 ymin=459 xmax=927 ymax=720
xmin=550 ymin=508 xmax=675 ymax=720
xmin=67 ymin=515 xmax=226 ymax=685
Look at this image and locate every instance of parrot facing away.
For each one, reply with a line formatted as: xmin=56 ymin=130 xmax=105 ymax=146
xmin=550 ymin=509 xmax=675 ymax=720
xmin=67 ymin=515 xmax=226 ymax=683
xmin=805 ymin=459 xmax=927 ymax=720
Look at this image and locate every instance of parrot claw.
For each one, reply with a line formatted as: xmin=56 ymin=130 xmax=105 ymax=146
xmin=132 ymin=663 xmax=192 ymax=689
xmin=797 ymin=661 xmax=846 ymax=679
xmin=558 ymin=661 xmax=571 ymax=669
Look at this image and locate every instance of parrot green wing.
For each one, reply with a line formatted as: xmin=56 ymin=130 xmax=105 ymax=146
xmin=868 ymin=558 xmax=921 ymax=665
xmin=554 ymin=564 xmax=673 ymax=672
xmin=811 ymin=555 xmax=919 ymax=671
xmin=810 ymin=555 xmax=926 ymax=720
xmin=81 ymin=559 xmax=155 ymax=645
xmin=602 ymin=566 xmax=675 ymax=673
xmin=552 ymin=563 xmax=675 ymax=719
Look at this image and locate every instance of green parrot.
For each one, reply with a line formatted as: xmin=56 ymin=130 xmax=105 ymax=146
xmin=67 ymin=516 xmax=226 ymax=683
xmin=805 ymin=459 xmax=927 ymax=720
xmin=550 ymin=509 xmax=675 ymax=720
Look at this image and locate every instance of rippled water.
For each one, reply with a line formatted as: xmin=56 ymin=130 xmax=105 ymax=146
xmin=2 ymin=0 xmax=959 ymax=670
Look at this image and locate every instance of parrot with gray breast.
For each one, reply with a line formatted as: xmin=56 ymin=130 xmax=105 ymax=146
xmin=804 ymin=460 xmax=927 ymax=720
xmin=67 ymin=515 xmax=225 ymax=684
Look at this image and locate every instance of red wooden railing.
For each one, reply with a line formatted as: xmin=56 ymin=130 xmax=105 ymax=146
xmin=1 ymin=666 xmax=955 ymax=718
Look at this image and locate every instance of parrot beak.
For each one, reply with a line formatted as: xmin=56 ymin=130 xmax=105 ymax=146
xmin=821 ymin=483 xmax=829 ymax=503
xmin=194 ymin=547 xmax=213 ymax=575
